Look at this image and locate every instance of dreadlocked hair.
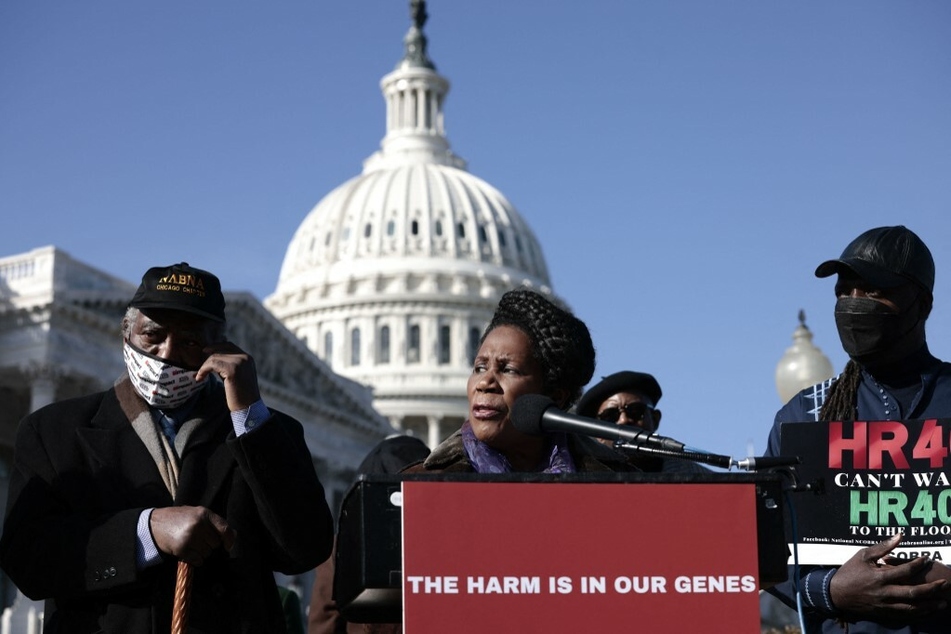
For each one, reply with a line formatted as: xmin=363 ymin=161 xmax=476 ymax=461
xmin=818 ymin=360 xmax=862 ymax=421
xmin=483 ymin=288 xmax=596 ymax=408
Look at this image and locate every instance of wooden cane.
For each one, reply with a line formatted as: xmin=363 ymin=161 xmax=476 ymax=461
xmin=171 ymin=560 xmax=194 ymax=634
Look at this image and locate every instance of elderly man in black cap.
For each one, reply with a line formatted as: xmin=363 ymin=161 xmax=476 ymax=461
xmin=0 ymin=263 xmax=334 ymax=633
xmin=765 ymin=226 xmax=951 ymax=633
xmin=576 ymin=370 xmax=706 ymax=473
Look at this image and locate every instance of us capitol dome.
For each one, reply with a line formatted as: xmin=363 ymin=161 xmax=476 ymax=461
xmin=265 ymin=1 xmax=556 ymax=446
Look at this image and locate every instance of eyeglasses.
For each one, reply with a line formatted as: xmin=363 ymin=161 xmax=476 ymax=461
xmin=596 ymin=402 xmax=653 ymax=423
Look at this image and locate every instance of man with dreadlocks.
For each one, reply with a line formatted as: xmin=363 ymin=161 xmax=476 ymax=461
xmin=765 ymin=226 xmax=951 ymax=633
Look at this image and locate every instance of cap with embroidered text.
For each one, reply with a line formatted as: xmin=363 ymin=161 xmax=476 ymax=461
xmin=129 ymin=262 xmax=225 ymax=322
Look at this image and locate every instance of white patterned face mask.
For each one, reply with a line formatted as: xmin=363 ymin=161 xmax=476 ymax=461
xmin=123 ymin=341 xmax=207 ymax=409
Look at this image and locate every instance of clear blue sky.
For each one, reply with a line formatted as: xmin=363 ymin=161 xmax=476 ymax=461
xmin=2 ymin=1 xmax=949 ymax=463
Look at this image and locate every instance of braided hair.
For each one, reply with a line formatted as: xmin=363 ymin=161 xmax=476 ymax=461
xmin=482 ymin=288 xmax=596 ymax=407
xmin=818 ymin=360 xmax=862 ymax=421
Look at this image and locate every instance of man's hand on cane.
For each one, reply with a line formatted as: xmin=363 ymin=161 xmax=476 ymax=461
xmin=150 ymin=506 xmax=236 ymax=566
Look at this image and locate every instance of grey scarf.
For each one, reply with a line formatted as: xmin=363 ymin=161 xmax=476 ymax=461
xmin=114 ymin=375 xmax=211 ymax=498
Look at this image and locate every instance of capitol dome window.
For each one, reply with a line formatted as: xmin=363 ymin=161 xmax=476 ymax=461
xmin=438 ymin=324 xmax=451 ymax=365
xmin=350 ymin=328 xmax=361 ymax=366
xmin=325 ymin=231 xmax=333 ymax=246
xmin=407 ymin=324 xmax=421 ymax=364
xmin=364 ymin=223 xmax=372 ymax=238
xmin=342 ymin=227 xmax=351 ymax=241
xmin=411 ymin=220 xmax=419 ymax=236
xmin=387 ymin=220 xmax=396 ymax=236
xmin=379 ymin=325 xmax=391 ymax=364
xmin=423 ymin=89 xmax=432 ymax=127
xmin=324 ymin=332 xmax=334 ymax=368
xmin=478 ymin=225 xmax=487 ymax=243
xmin=497 ymin=229 xmax=506 ymax=247
xmin=456 ymin=222 xmax=465 ymax=238
xmin=435 ymin=220 xmax=443 ymax=236
xmin=467 ymin=326 xmax=481 ymax=365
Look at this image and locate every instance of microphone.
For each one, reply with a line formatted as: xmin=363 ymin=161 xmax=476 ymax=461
xmin=616 ymin=442 xmax=733 ymax=469
xmin=511 ymin=394 xmax=686 ymax=452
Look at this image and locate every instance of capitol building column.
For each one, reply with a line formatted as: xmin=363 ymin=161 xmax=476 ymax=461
xmin=425 ymin=415 xmax=442 ymax=450
xmin=26 ymin=364 xmax=59 ymax=413
xmin=389 ymin=415 xmax=405 ymax=435
xmin=1 ymin=364 xmax=61 ymax=634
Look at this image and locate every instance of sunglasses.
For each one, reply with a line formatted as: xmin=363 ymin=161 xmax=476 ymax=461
xmin=596 ymin=402 xmax=653 ymax=423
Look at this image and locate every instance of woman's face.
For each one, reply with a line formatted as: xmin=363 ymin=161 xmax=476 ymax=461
xmin=467 ymin=325 xmax=548 ymax=456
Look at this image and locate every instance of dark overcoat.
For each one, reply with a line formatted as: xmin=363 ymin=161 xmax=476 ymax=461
xmin=0 ymin=381 xmax=333 ymax=634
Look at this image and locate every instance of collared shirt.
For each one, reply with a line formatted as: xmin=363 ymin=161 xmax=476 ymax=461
xmin=135 ymin=399 xmax=272 ymax=568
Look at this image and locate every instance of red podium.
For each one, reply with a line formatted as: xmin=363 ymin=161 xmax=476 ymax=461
xmin=334 ymin=472 xmax=786 ymax=633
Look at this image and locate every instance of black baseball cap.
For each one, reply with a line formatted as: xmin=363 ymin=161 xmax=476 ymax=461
xmin=129 ymin=262 xmax=226 ymax=322
xmin=576 ymin=371 xmax=662 ymax=418
xmin=815 ymin=225 xmax=934 ymax=293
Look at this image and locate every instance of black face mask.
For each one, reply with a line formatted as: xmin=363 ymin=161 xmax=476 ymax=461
xmin=834 ymin=296 xmax=922 ymax=367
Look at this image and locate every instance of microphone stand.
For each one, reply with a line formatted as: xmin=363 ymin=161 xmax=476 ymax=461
xmin=614 ymin=442 xmax=732 ymax=469
xmin=614 ymin=441 xmax=801 ymax=471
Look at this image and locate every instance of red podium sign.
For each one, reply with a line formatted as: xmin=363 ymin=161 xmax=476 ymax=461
xmin=402 ymin=481 xmax=761 ymax=633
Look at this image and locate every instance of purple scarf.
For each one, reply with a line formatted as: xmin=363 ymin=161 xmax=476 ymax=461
xmin=461 ymin=420 xmax=576 ymax=474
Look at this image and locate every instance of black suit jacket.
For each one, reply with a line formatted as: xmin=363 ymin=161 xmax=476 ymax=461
xmin=0 ymin=382 xmax=333 ymax=633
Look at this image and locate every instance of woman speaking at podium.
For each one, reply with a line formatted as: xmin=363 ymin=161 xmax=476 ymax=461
xmin=321 ymin=289 xmax=634 ymax=634
xmin=403 ymin=288 xmax=634 ymax=475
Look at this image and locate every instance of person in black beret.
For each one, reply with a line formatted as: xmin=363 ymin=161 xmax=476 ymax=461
xmin=765 ymin=226 xmax=951 ymax=633
xmin=576 ymin=370 xmax=707 ymax=473
xmin=0 ymin=262 xmax=334 ymax=633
